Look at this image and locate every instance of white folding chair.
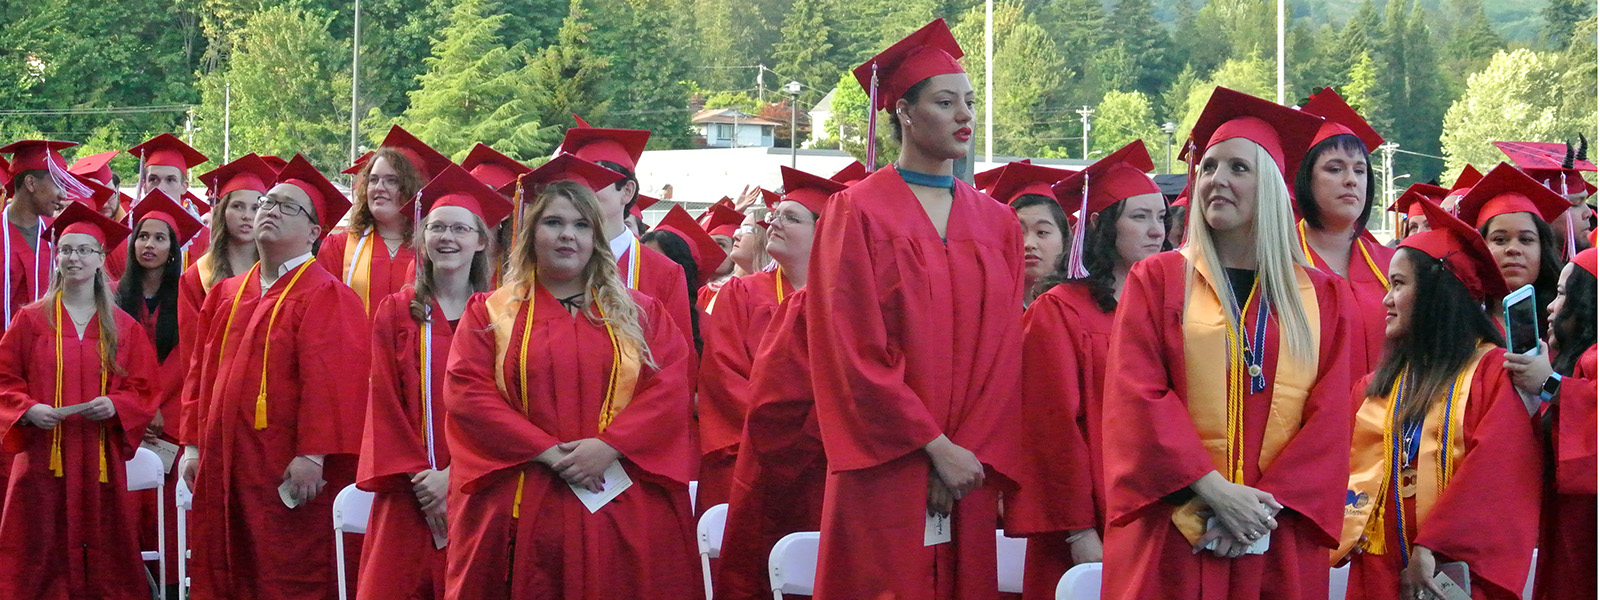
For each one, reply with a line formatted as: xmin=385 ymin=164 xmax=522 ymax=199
xmin=1054 ymin=561 xmax=1102 ymax=600
xmin=1522 ymin=548 xmax=1538 ymax=600
xmin=689 ymin=480 xmax=700 ymax=513
xmin=767 ymin=531 xmax=820 ymax=600
xmin=1329 ymin=563 xmax=1350 ymax=600
xmin=126 ymin=447 xmax=167 ymax=600
xmin=175 ymin=477 xmax=192 ymax=600
xmin=332 ymin=485 xmax=375 ymax=600
xmin=697 ymin=503 xmax=729 ymax=599
xmin=996 ymin=530 xmax=1028 ymax=594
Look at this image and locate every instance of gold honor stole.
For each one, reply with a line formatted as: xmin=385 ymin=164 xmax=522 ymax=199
xmin=1173 ymin=247 xmax=1322 ymax=543
xmin=342 ymin=231 xmax=378 ymax=313
xmin=1337 ymin=343 xmax=1493 ymax=561
xmin=196 ymin=254 xmax=218 ymax=294
xmin=484 ymin=282 xmax=641 ymax=518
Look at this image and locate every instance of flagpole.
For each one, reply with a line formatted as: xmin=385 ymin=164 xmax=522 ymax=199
xmin=984 ymin=0 xmax=994 ymax=163
xmin=1276 ymin=0 xmax=1285 ymax=104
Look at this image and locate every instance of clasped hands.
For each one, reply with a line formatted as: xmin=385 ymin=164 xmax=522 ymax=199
xmin=1191 ymin=471 xmax=1281 ymax=559
xmin=536 ymin=438 xmax=621 ymax=493
xmin=23 ymin=397 xmax=116 ymax=429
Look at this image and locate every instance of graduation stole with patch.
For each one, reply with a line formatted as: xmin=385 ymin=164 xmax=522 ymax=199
xmin=1171 ymin=246 xmax=1321 ymax=544
xmin=484 ymin=279 xmax=641 ymax=518
xmin=1338 ymin=343 xmax=1492 ymax=563
xmin=50 ymin=293 xmax=111 ymax=483
xmin=1298 ymin=220 xmax=1388 ymax=291
xmin=342 ymin=230 xmax=378 ymax=313
xmin=216 ymin=261 xmax=315 ymax=430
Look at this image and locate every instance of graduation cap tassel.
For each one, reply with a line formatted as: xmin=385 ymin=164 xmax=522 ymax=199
xmin=865 ymin=64 xmax=879 ymax=173
xmin=1065 ymin=173 xmax=1090 ymax=279
xmin=1565 ymin=211 xmax=1578 ymax=260
xmin=45 ymin=155 xmax=92 ymax=201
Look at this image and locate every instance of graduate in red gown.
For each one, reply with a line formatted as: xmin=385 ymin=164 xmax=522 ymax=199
xmin=983 ymin=160 xmax=1073 ymax=304
xmin=357 ymin=164 xmax=510 ymax=600
xmin=1503 ymin=248 xmax=1597 ymax=600
xmin=696 ymin=166 xmax=840 ymax=515
xmin=0 ymin=140 xmax=77 ymax=332
xmin=804 ymin=20 xmax=1025 ymax=599
xmin=557 ymin=123 xmax=696 ymax=361
xmin=178 ymin=155 xmax=369 ymax=600
xmin=442 ymin=174 xmax=700 ymax=599
xmin=71 ymin=165 xmax=133 ymax=224
xmin=179 ymin=154 xmax=272 ymax=394
xmin=1007 ymin=141 xmax=1168 ymax=600
xmin=1101 ymin=88 xmax=1354 ymax=600
xmin=1338 ymin=200 xmax=1542 ymax=600
xmin=0 ymin=203 xmax=157 ymax=599
xmin=1494 ymin=140 xmax=1597 ymax=258
xmin=113 ymin=190 xmax=203 ymax=593
xmin=126 ymin=134 xmax=211 ymax=273
xmin=695 ymin=202 xmax=744 ymax=310
xmin=1455 ymin=163 xmax=1569 ymax=330
xmin=461 ymin=142 xmax=532 ymax=286
xmin=318 ymin=127 xmax=451 ymax=316
xmin=1294 ymin=88 xmax=1395 ymax=375
xmin=1388 ymin=184 xmax=1447 ymax=241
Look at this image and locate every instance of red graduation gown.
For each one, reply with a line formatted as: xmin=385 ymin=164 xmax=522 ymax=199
xmin=1 ymin=217 xmax=51 ymax=331
xmin=317 ymin=229 xmax=418 ymax=318
xmin=694 ymin=269 xmax=789 ymax=514
xmin=355 ymin=288 xmax=453 ymax=600
xmin=0 ymin=303 xmax=158 ymax=599
xmin=442 ymin=287 xmax=701 ymax=599
xmin=183 ymin=263 xmax=370 ymax=600
xmin=712 ymin=290 xmax=828 ymax=600
xmin=1101 ymin=251 xmax=1354 ymax=600
xmin=1302 ymin=232 xmax=1394 ymax=376
xmin=1534 ymin=345 xmax=1597 ymax=600
xmin=1007 ymin=281 xmax=1110 ymax=600
xmin=617 ymin=241 xmax=696 ymax=372
xmin=1346 ymin=352 xmax=1543 ymax=600
xmin=132 ymin=301 xmax=185 ymax=585
xmin=805 ymin=169 xmax=1025 ymax=599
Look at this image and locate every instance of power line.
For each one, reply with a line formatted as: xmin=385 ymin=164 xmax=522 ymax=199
xmin=0 ymin=104 xmax=195 ymax=116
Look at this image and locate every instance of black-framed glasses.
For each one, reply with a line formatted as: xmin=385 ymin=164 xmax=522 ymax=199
xmin=58 ymin=245 xmax=104 ymax=257
xmin=254 ymin=196 xmax=313 ymax=218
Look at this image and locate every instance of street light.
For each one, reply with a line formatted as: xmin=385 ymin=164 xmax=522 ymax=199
xmin=785 ymin=80 xmax=803 ymax=168
xmin=1161 ymin=122 xmax=1177 ymax=175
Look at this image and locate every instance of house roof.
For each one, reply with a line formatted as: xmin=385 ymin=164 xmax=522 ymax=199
xmin=691 ymin=107 xmax=784 ymax=127
xmin=809 ymin=89 xmax=835 ymax=114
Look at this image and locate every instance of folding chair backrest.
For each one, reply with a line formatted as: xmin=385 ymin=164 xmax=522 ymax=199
xmin=996 ymin=531 xmax=1027 ymax=594
xmin=698 ymin=503 xmax=729 ymax=559
xmin=125 ymin=447 xmax=164 ymax=491
xmin=332 ymin=485 xmax=375 ymax=535
xmin=1054 ymin=562 xmax=1101 ymax=600
xmin=768 ymin=531 xmax=820 ymax=597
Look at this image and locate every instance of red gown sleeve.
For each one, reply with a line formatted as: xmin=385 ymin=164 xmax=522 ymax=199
xmin=107 ymin=312 xmax=160 ymax=455
xmin=179 ymin=276 xmax=230 ymax=446
xmin=695 ymin=275 xmax=755 ymax=456
xmin=288 ymin=281 xmax=371 ymax=457
xmin=1251 ymin=276 xmax=1355 ymax=546
xmin=659 ymin=260 xmax=696 ymax=365
xmin=315 ymin=231 xmax=347 ymax=279
xmin=357 ymin=294 xmax=431 ymax=493
xmin=804 ymin=194 xmax=943 ymax=472
xmin=1102 ymin=256 xmax=1219 ymax=526
xmin=1555 ymin=346 xmax=1597 ymax=494
xmin=443 ymin=295 xmax=564 ymax=494
xmin=596 ymin=294 xmax=698 ymax=485
xmin=1006 ymin=292 xmax=1098 ymax=536
xmin=1414 ymin=351 xmax=1544 ymax=598
xmin=0 ymin=310 xmax=40 ymax=451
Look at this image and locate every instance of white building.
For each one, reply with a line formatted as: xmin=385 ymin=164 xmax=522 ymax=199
xmin=807 ymin=90 xmax=835 ymax=146
xmin=692 ymin=108 xmax=782 ymax=148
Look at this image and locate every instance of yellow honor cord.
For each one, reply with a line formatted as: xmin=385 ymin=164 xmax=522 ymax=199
xmin=773 ymin=268 xmax=786 ymax=303
xmin=221 ymin=261 xmax=316 ymax=430
xmin=1298 ymin=220 xmax=1389 ymax=289
xmin=1222 ymin=282 xmax=1261 ymax=483
xmin=50 ymin=294 xmax=111 ymax=482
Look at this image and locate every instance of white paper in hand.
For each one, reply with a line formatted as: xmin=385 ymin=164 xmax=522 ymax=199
xmin=924 ymin=512 xmax=952 ymax=546
xmin=54 ymin=402 xmax=96 ymax=417
xmin=278 ymin=480 xmax=302 ymax=509
xmin=142 ymin=438 xmax=180 ymax=474
xmin=1202 ymin=517 xmax=1270 ymax=555
xmin=568 ymin=461 xmax=632 ymax=513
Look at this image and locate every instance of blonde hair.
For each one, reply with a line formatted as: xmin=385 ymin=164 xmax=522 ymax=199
xmin=1184 ymin=141 xmax=1315 ymax=365
xmin=741 ymin=206 xmax=774 ymax=274
xmin=45 ymin=252 xmax=123 ymax=375
xmin=507 ymin=181 xmax=655 ymax=368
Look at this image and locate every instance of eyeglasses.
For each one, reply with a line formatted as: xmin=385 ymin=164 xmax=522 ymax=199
xmin=367 ymin=175 xmax=402 ymax=190
xmin=771 ymin=211 xmax=808 ymax=227
xmin=424 ymin=223 xmax=478 ymax=237
xmin=736 ymin=225 xmax=759 ymax=236
xmin=58 ymin=245 xmax=104 ymax=257
xmin=254 ymin=196 xmax=313 ymax=218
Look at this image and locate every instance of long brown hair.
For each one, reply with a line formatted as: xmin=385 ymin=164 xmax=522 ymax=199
xmin=410 ymin=211 xmax=494 ymax=323
xmin=506 ymin=181 xmax=654 ymax=368
xmin=204 ymin=189 xmax=260 ymax=289
xmin=349 ymin=147 xmax=423 ymax=239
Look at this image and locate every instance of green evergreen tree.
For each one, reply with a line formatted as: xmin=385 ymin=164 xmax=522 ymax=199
xmin=1541 ymin=0 xmax=1593 ymax=50
xmin=587 ymin=0 xmax=697 ymax=148
xmin=1442 ymin=48 xmax=1588 ymax=177
xmin=1091 ymin=90 xmax=1160 ymax=158
xmin=953 ymin=2 xmax=1071 ymax=156
xmin=524 ymin=2 xmax=614 ymax=154
xmin=1104 ymin=0 xmax=1176 ymax=98
xmin=773 ymin=0 xmax=844 ymax=107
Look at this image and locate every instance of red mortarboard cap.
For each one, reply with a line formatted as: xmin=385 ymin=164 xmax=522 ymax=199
xmin=462 ymin=143 xmax=532 ymax=197
xmin=654 ymin=204 xmax=727 ymax=284
xmin=521 ymin=154 xmax=625 ymax=195
xmin=380 ymin=126 xmax=454 ymax=180
xmin=411 ymin=163 xmax=515 ymax=227
xmin=339 ymin=152 xmax=370 ymax=175
xmin=1494 ymin=141 xmax=1597 ymax=171
xmin=559 ymin=127 xmax=650 ymax=172
xmin=132 ymin=189 xmax=205 ymax=247
xmin=974 ymin=160 xmax=1026 ymax=194
xmin=1389 ymin=183 xmax=1447 ymax=218
xmin=1521 ymin=167 xmax=1595 ymax=197
xmin=703 ymin=203 xmax=744 ymax=236
xmin=853 ymin=19 xmax=965 ymax=113
xmin=1301 ymin=87 xmax=1383 ymax=150
xmin=259 ymin=155 xmax=290 ymax=174
xmin=779 ymin=166 xmax=848 ymax=215
xmin=1185 ymin=87 xmax=1322 ymax=188
xmin=1051 ymin=140 xmax=1161 ymax=217
xmin=68 ymin=150 xmax=119 ymax=184
xmin=274 ymin=154 xmax=351 ymax=236
xmin=989 ymin=162 xmax=1074 ymax=206
xmin=128 ymin=133 xmax=208 ymax=171
xmin=636 ymin=194 xmax=662 ymax=211
xmin=573 ymin=114 xmax=593 ymax=128
xmin=760 ymin=189 xmax=782 ymax=211
xmin=1455 ymin=163 xmax=1571 ymax=228
xmin=48 ymin=201 xmax=131 ymax=250
xmin=1399 ymin=198 xmax=1508 ymax=302
xmin=831 ymin=161 xmax=869 ymax=186
xmin=1574 ymin=247 xmax=1596 ymax=278
xmin=78 ymin=176 xmax=133 ymax=216
xmin=1450 ymin=165 xmax=1484 ymax=195
xmin=0 ymin=155 xmax=8 ymax=180
xmin=0 ymin=140 xmax=76 ymax=175
xmin=198 ymin=154 xmax=278 ymax=200
xmin=181 ymin=191 xmax=212 ymax=217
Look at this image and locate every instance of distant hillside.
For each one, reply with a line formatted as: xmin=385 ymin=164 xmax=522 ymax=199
xmin=1146 ymin=0 xmax=1546 ymax=42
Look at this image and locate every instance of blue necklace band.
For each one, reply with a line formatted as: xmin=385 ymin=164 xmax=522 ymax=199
xmin=897 ymin=165 xmax=955 ymax=189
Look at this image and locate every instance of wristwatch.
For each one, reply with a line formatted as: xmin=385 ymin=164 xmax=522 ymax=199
xmin=1540 ymin=372 xmax=1563 ymax=402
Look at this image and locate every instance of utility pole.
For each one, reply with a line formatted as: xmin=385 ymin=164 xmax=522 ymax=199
xmin=1162 ymin=122 xmax=1176 ymax=175
xmin=184 ymin=108 xmax=195 ymax=146
xmin=786 ymin=80 xmax=802 ymax=168
xmin=1076 ymin=106 xmax=1095 ymax=160
xmin=349 ymin=0 xmax=361 ymax=167
xmin=1276 ymin=0 xmax=1285 ymax=103
xmin=1379 ymin=142 xmax=1400 ymax=209
xmin=756 ymin=64 xmax=765 ymax=103
xmin=984 ymin=0 xmax=994 ymax=164
xmin=223 ymin=81 xmax=231 ymax=162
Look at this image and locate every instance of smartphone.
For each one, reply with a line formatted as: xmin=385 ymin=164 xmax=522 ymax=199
xmin=1503 ymin=284 xmax=1540 ymax=355
xmin=1434 ymin=561 xmax=1471 ymax=599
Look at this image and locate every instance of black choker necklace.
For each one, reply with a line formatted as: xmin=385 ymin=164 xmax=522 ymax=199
xmin=896 ymin=165 xmax=954 ymax=189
